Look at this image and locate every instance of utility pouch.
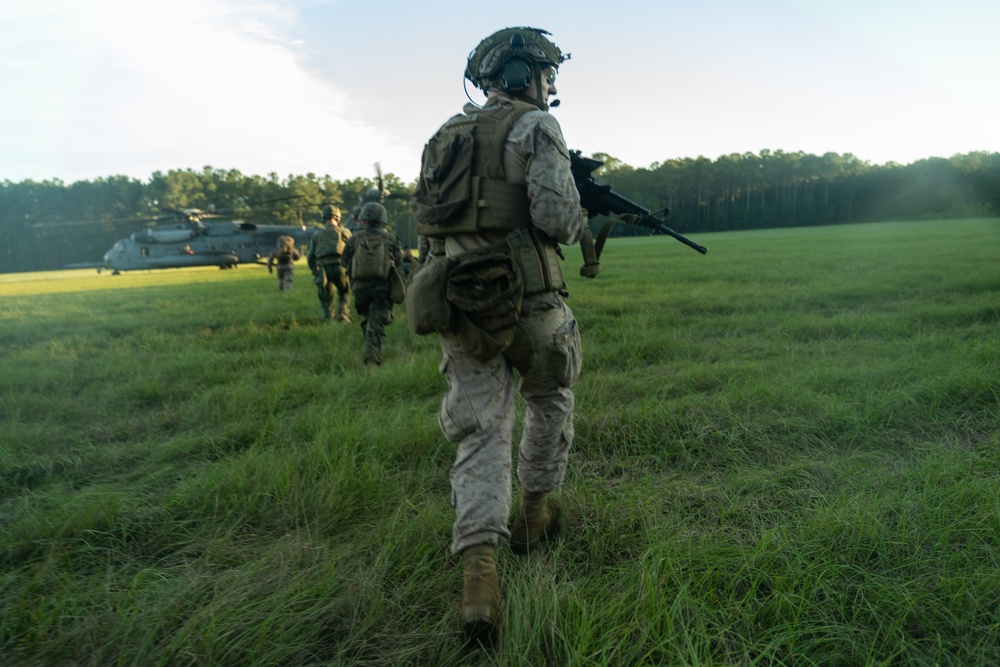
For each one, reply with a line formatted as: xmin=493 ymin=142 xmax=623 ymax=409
xmin=406 ymin=258 xmax=455 ymax=335
xmin=389 ymin=265 xmax=407 ymax=304
xmin=446 ymin=252 xmax=524 ymax=362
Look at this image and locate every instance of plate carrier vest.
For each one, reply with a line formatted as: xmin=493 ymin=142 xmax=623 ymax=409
xmin=412 ymin=98 xmax=565 ymax=295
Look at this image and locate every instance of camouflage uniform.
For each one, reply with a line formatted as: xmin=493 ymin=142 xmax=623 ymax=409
xmin=306 ymin=209 xmax=352 ymax=322
xmin=432 ymin=98 xmax=587 ymax=555
xmin=267 ymin=244 xmax=301 ymax=291
xmin=341 ymin=214 xmax=403 ymax=366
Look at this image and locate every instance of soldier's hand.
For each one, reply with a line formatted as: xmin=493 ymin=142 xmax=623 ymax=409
xmin=617 ymin=213 xmax=645 ymax=226
xmin=268 ymin=267 xmax=273 ymax=274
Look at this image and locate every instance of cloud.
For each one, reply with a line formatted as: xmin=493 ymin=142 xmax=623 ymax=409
xmin=0 ymin=0 xmax=418 ymax=183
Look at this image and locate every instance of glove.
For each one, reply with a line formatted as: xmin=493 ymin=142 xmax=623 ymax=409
xmin=268 ymin=267 xmax=273 ymax=274
xmin=617 ymin=213 xmax=644 ymax=226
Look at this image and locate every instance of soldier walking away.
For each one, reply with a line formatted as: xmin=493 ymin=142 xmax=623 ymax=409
xmin=266 ymin=235 xmax=301 ymax=291
xmin=416 ymin=234 xmax=446 ymax=265
xmin=341 ymin=202 xmax=403 ymax=367
xmin=409 ymin=26 xmax=587 ymax=641
xmin=306 ymin=205 xmax=353 ymax=322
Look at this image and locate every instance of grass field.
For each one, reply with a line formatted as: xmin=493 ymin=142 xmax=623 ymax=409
xmin=2 ymin=218 xmax=999 ymax=666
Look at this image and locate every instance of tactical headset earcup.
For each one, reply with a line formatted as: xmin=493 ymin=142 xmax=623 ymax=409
xmin=501 ymin=59 xmax=532 ymax=92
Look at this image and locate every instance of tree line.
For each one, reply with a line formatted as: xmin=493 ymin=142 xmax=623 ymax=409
xmin=593 ymin=150 xmax=1000 ymax=238
xmin=2 ymin=151 xmax=998 ymax=274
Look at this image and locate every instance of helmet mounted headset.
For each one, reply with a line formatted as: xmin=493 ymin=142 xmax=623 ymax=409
xmin=463 ymin=27 xmax=569 ymax=110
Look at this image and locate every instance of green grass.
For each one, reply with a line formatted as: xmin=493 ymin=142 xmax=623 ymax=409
xmin=2 ymin=218 xmax=999 ymax=665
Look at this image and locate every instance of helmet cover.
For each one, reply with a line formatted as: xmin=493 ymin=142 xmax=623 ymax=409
xmin=465 ymin=27 xmax=568 ymax=91
xmin=358 ymin=202 xmax=388 ymax=225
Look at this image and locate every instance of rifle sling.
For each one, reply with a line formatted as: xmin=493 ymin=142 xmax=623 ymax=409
xmin=594 ymin=219 xmax=614 ymax=259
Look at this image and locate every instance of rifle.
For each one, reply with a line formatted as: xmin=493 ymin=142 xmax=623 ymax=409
xmin=570 ymin=150 xmax=708 ymax=256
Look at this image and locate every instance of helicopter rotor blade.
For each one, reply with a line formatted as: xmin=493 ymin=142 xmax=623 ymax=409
xmin=31 ymin=216 xmax=150 ymax=229
xmin=374 ymin=162 xmax=384 ymax=196
xmin=212 ymin=194 xmax=308 ymax=216
xmin=31 ymin=194 xmax=312 ymax=234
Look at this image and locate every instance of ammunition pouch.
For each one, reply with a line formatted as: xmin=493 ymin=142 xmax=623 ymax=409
xmin=506 ymin=228 xmax=565 ymax=295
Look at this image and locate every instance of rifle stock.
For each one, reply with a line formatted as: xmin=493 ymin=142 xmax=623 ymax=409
xmin=570 ymin=150 xmax=708 ymax=255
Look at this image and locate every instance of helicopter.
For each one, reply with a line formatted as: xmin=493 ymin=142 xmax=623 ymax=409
xmin=98 ymin=210 xmax=319 ymax=274
xmin=54 ymin=197 xmax=320 ymax=274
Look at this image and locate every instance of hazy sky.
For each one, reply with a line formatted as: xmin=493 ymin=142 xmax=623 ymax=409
xmin=2 ymin=0 xmax=997 ymax=185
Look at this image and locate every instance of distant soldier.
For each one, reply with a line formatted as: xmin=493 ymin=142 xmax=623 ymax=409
xmin=341 ymin=202 xmax=403 ymax=367
xmin=416 ymin=234 xmax=446 ymax=264
xmin=267 ymin=235 xmax=301 ymax=291
xmin=400 ymin=248 xmax=416 ymax=278
xmin=306 ymin=205 xmax=352 ymax=322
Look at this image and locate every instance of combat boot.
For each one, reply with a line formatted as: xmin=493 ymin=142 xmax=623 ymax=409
xmin=509 ymin=491 xmax=560 ymax=554
xmin=461 ymin=543 xmax=501 ymax=641
xmin=362 ymin=342 xmax=381 ymax=367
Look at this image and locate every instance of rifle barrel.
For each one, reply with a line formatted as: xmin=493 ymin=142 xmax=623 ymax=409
xmin=604 ymin=190 xmax=708 ymax=255
xmin=643 ymin=216 xmax=709 ymax=254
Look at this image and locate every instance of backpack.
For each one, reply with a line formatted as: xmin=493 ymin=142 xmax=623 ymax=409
xmin=275 ymin=235 xmax=296 ymax=261
xmin=350 ymin=231 xmax=392 ymax=280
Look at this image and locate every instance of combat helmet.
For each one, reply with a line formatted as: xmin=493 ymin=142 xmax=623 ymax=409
xmin=358 ymin=202 xmax=388 ymax=226
xmin=465 ymin=27 xmax=569 ymax=93
xmin=322 ymin=204 xmax=341 ymax=221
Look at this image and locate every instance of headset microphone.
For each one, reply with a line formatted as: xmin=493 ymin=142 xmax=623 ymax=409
xmin=549 ymin=99 xmax=560 ymax=107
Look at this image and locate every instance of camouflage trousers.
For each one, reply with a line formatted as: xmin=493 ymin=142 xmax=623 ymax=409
xmin=439 ymin=295 xmax=582 ymax=554
xmin=353 ymin=280 xmax=394 ymax=365
xmin=317 ymin=261 xmax=351 ymax=320
xmin=275 ymin=265 xmax=295 ymax=291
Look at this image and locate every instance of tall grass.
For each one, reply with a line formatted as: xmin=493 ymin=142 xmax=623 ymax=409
xmin=2 ymin=218 xmax=999 ymax=665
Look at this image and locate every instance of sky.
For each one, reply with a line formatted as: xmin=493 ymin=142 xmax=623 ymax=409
xmin=2 ymin=0 xmax=998 ymax=185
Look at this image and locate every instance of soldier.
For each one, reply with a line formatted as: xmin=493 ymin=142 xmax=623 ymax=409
xmin=341 ymin=202 xmax=403 ymax=367
xmin=306 ymin=205 xmax=352 ymax=322
xmin=416 ymin=234 xmax=445 ymax=264
xmin=266 ymin=235 xmax=301 ymax=291
xmin=409 ymin=27 xmax=587 ymax=640
xmin=400 ymin=248 xmax=416 ymax=278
